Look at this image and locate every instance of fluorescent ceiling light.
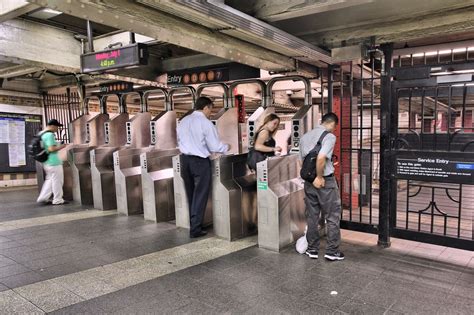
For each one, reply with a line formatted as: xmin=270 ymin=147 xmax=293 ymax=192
xmin=405 ymin=47 xmax=474 ymax=58
xmin=28 ymin=8 xmax=62 ymax=19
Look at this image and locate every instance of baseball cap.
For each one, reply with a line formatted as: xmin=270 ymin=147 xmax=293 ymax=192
xmin=47 ymin=119 xmax=63 ymax=127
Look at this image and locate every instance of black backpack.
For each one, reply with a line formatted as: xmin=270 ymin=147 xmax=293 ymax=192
xmin=300 ymin=131 xmax=329 ymax=182
xmin=28 ymin=131 xmax=52 ymax=162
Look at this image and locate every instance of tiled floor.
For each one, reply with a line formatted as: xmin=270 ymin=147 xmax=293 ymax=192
xmin=0 ymin=187 xmax=473 ymax=314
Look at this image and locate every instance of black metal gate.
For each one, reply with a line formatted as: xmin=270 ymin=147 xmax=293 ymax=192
xmin=326 ymin=54 xmax=382 ymax=235
xmin=384 ymin=50 xmax=474 ymax=250
xmin=43 ymin=88 xmax=82 ymax=143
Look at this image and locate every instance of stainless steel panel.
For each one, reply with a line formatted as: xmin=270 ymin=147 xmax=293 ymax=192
xmin=114 ymin=147 xmax=152 ymax=215
xmin=141 ymin=148 xmax=180 ymax=222
xmin=256 ymin=155 xmax=306 ymax=252
xmin=86 ymin=113 xmax=109 ymax=146
xmin=90 ymin=146 xmax=119 ymax=210
xmin=107 ymin=113 xmax=129 ymax=147
xmin=152 ymin=111 xmax=177 ymax=150
xmin=69 ymin=114 xmax=90 ymax=145
xmin=129 ymin=112 xmax=152 ymax=148
xmin=212 ymin=108 xmax=239 ymax=154
xmin=173 ymin=154 xmax=213 ymax=229
xmin=212 ymin=153 xmax=257 ymax=241
xmin=66 ymin=113 xmax=111 ymax=205
xmin=68 ymin=145 xmax=95 ymax=205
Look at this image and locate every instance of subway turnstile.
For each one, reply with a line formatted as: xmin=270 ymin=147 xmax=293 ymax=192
xmin=173 ymin=154 xmax=213 ymax=229
xmin=89 ymin=112 xmax=129 ymax=210
xmin=141 ymin=148 xmax=180 ymax=222
xmin=256 ymin=154 xmax=306 ymax=251
xmin=211 ymin=79 xmax=270 ymax=240
xmin=113 ymin=111 xmax=152 ymax=215
xmin=212 ymin=154 xmax=257 ymax=240
xmin=68 ymin=113 xmax=109 ymax=205
xmin=90 ymin=146 xmax=118 ymax=210
xmin=255 ymin=76 xmax=319 ymax=251
xmin=141 ymin=108 xmax=179 ymax=222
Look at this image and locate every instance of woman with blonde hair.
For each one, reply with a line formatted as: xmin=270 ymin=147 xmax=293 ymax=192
xmin=247 ymin=113 xmax=282 ymax=170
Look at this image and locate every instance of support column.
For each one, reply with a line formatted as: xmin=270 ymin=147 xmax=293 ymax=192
xmin=378 ymin=43 xmax=393 ymax=248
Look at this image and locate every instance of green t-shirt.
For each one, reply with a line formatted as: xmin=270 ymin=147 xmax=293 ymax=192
xmin=41 ymin=132 xmax=62 ymax=166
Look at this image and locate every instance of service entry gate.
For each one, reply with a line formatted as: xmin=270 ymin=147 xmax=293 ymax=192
xmin=387 ymin=60 xmax=474 ymax=250
xmin=327 ymin=45 xmax=473 ymax=250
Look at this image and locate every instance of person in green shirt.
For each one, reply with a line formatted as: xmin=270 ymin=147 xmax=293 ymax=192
xmin=36 ymin=119 xmax=67 ymax=205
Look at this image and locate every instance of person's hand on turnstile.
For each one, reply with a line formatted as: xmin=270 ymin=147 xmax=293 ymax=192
xmin=274 ymin=146 xmax=282 ymax=155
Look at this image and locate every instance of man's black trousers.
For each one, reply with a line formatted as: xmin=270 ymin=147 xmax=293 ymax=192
xmin=181 ymin=155 xmax=211 ymax=236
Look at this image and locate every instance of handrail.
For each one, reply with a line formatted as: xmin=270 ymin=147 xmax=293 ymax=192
xmin=266 ymin=75 xmax=312 ymax=106
xmin=169 ymin=86 xmax=197 ymax=109
xmin=143 ymin=88 xmax=170 ymax=111
xmin=120 ymin=91 xmax=144 ymax=112
xmin=196 ymin=83 xmax=230 ymax=108
xmin=228 ymin=79 xmax=267 ymax=108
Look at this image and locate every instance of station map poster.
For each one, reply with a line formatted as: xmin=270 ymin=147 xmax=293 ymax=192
xmin=394 ymin=150 xmax=474 ymax=185
xmin=0 ymin=113 xmax=42 ymax=173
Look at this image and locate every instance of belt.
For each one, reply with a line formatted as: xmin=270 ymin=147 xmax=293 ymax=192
xmin=183 ymin=154 xmax=208 ymax=159
xmin=323 ymin=173 xmax=334 ymax=178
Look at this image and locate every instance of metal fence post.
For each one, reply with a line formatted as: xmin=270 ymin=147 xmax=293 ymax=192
xmin=378 ymin=43 xmax=394 ymax=248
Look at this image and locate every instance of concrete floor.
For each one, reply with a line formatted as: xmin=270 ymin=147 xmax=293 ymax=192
xmin=0 ymin=187 xmax=472 ymax=314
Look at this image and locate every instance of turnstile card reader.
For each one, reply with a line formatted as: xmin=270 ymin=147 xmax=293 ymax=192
xmin=212 ymin=154 xmax=257 ymax=241
xmin=256 ymin=154 xmax=306 ymax=252
xmin=247 ymin=106 xmax=275 ymax=148
xmin=290 ymin=105 xmax=320 ymax=153
xmin=127 ymin=112 xmax=152 ymax=147
xmin=150 ymin=111 xmax=177 ymax=149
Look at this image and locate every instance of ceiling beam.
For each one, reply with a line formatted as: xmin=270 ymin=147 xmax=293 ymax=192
xmin=249 ymin=0 xmax=374 ymax=22
xmin=26 ymin=0 xmax=320 ymax=76
xmin=0 ymin=19 xmax=81 ymax=73
xmin=0 ymin=64 xmax=44 ymax=78
xmin=160 ymin=54 xmax=229 ymax=73
xmin=0 ymin=0 xmax=39 ymax=23
xmin=302 ymin=6 xmax=474 ymax=48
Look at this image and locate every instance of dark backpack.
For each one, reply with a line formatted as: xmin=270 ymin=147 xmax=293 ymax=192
xmin=28 ymin=131 xmax=51 ymax=162
xmin=300 ymin=131 xmax=329 ymax=182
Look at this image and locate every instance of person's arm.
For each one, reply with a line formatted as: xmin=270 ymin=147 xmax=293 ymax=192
xmin=313 ymin=135 xmax=336 ymax=188
xmin=204 ymin=122 xmax=229 ymax=153
xmin=254 ymin=130 xmax=281 ymax=153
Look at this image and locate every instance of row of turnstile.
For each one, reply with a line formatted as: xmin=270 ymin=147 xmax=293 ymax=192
xmin=39 ymin=77 xmax=320 ymax=251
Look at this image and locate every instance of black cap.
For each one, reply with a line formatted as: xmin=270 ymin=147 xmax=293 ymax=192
xmin=47 ymin=119 xmax=63 ymax=127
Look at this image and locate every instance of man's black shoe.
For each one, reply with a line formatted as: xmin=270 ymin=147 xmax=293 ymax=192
xmin=324 ymin=251 xmax=345 ymax=261
xmin=190 ymin=231 xmax=208 ymax=238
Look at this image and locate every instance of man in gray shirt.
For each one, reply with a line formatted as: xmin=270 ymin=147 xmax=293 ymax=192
xmin=299 ymin=112 xmax=344 ymax=261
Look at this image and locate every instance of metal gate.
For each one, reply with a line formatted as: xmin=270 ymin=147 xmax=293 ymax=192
xmin=384 ymin=47 xmax=474 ymax=250
xmin=327 ymin=53 xmax=381 ymax=234
xmin=43 ymin=88 xmax=82 ymax=143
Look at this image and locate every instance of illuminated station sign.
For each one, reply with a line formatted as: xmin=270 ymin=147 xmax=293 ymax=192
xmin=80 ymin=43 xmax=148 ymax=74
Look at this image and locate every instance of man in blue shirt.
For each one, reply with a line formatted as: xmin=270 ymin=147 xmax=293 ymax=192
xmin=37 ymin=119 xmax=67 ymax=205
xmin=177 ymin=97 xmax=229 ymax=238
